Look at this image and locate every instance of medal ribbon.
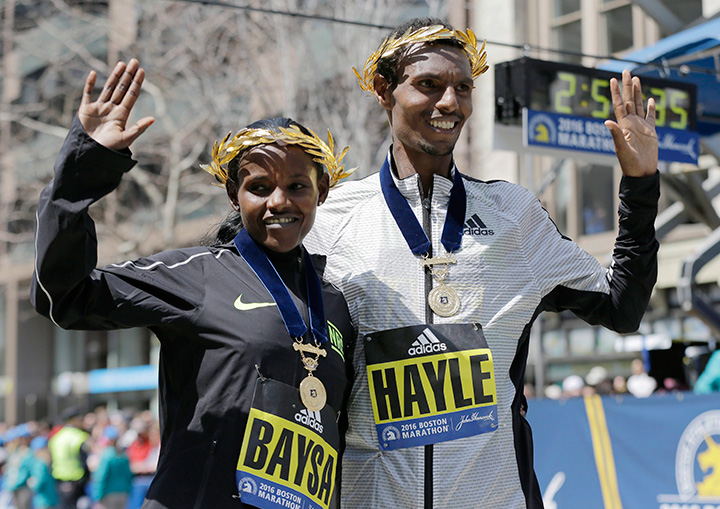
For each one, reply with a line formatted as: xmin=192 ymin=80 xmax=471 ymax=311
xmin=380 ymin=156 xmax=466 ymax=255
xmin=234 ymin=228 xmax=327 ymax=344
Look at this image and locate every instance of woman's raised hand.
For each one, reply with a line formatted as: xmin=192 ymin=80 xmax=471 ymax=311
xmin=79 ymin=59 xmax=155 ymax=151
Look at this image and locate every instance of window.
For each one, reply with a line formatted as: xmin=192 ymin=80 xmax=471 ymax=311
xmin=543 ymin=329 xmax=567 ymax=358
xmin=603 ymin=3 xmax=634 ymax=54
xmin=569 ymin=328 xmax=595 ymax=355
xmin=551 ymin=0 xmax=583 ymax=64
xmin=579 ymin=163 xmax=614 ymax=235
xmin=660 ymin=0 xmax=703 ymax=36
xmin=552 ymin=162 xmax=570 ymax=234
xmin=54 ymin=328 xmax=87 ymax=374
xmin=554 ymin=0 xmax=581 ymax=16
xmin=555 ymin=21 xmax=583 ymax=64
xmin=597 ymin=327 xmax=620 ymax=353
xmin=683 ymin=317 xmax=710 ymax=341
xmin=552 ymin=0 xmax=582 ymax=64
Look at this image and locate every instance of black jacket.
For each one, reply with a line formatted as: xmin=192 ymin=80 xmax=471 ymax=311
xmin=31 ymin=118 xmax=355 ymax=509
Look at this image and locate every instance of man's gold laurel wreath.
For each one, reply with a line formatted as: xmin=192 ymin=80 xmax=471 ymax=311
xmin=354 ymin=25 xmax=489 ymax=93
xmin=200 ymin=125 xmax=355 ymax=188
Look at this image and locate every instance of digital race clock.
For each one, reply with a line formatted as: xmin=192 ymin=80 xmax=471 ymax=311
xmin=494 ymin=57 xmax=699 ymax=164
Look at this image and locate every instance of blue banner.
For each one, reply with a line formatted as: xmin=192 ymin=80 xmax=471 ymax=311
xmin=527 ymin=392 xmax=720 ymax=508
xmin=88 ymin=364 xmax=158 ymax=394
xmin=524 ymin=109 xmax=699 ymax=164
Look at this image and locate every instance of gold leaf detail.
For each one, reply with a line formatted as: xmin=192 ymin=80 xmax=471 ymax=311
xmin=355 ymin=25 xmax=489 ymax=93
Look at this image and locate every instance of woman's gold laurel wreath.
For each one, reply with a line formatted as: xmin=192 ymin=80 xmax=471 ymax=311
xmin=200 ymin=126 xmax=356 ymax=188
xmin=353 ymin=25 xmax=489 ymax=93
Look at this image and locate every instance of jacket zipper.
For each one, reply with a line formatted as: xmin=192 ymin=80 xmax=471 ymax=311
xmin=421 ymin=190 xmax=434 ymax=509
xmin=193 ymin=439 xmax=218 ymax=509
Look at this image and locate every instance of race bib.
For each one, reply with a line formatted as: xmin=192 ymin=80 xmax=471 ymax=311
xmin=365 ymin=324 xmax=498 ymax=450
xmin=237 ymin=378 xmax=340 ymax=509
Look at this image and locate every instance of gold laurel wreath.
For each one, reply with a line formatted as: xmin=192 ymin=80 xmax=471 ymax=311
xmin=200 ymin=126 xmax=356 ymax=188
xmin=353 ymin=25 xmax=489 ymax=93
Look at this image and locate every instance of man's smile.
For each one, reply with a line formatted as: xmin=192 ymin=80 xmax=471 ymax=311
xmin=428 ymin=119 xmax=458 ymax=131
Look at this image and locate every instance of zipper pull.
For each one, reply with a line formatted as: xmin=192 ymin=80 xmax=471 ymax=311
xmin=422 ymin=197 xmax=431 ymax=210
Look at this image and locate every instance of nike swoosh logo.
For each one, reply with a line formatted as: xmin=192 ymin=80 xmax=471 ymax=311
xmin=234 ymin=294 xmax=277 ymax=311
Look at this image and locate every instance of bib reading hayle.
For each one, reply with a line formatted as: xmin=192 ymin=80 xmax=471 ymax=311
xmin=365 ymin=323 xmax=497 ymax=450
xmin=237 ymin=378 xmax=340 ymax=509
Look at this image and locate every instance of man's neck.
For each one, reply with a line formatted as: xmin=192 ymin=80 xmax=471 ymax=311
xmin=391 ymin=144 xmax=453 ymax=197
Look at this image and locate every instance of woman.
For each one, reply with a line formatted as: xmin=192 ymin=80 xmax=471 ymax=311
xmin=31 ymin=59 xmax=355 ymax=509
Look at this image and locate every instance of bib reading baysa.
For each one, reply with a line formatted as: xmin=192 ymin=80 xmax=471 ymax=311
xmin=237 ymin=378 xmax=340 ymax=509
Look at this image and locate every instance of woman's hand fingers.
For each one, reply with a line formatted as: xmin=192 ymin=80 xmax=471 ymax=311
xmin=77 ymin=59 xmax=153 ymax=150
xmin=109 ymin=59 xmax=140 ymax=108
xmin=98 ymin=61 xmax=126 ymax=103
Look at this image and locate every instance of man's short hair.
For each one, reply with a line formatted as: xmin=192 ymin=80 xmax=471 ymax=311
xmin=376 ymin=17 xmax=462 ymax=89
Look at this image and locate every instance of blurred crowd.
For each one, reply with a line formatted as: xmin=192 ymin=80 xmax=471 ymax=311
xmin=2 ymin=350 xmax=719 ymax=508
xmin=0 ymin=407 xmax=159 ymax=509
xmin=526 ymin=357 xmax=696 ymax=401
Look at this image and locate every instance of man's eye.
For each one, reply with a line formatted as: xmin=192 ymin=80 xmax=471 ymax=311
xmin=418 ymin=80 xmax=436 ymax=88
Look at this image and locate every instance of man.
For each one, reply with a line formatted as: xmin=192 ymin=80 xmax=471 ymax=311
xmin=49 ymin=408 xmax=90 ymax=509
xmin=304 ymin=17 xmax=658 ymax=509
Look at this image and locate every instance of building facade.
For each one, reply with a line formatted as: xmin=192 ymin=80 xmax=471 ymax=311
xmin=1 ymin=0 xmax=719 ymax=424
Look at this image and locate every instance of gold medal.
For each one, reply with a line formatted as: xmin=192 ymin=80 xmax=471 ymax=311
xmin=428 ymin=284 xmax=461 ymax=317
xmin=294 ymin=339 xmax=328 ymax=411
xmin=299 ymin=375 xmax=327 ymax=412
xmin=422 ymin=252 xmax=461 ymax=317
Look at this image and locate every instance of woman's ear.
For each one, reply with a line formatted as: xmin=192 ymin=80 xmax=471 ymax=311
xmin=373 ymin=75 xmax=393 ymax=111
xmin=317 ymin=173 xmax=330 ymax=205
xmin=226 ymin=179 xmax=240 ymax=211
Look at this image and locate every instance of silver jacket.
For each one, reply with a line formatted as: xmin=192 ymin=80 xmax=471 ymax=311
xmin=304 ymin=153 xmax=658 ymax=508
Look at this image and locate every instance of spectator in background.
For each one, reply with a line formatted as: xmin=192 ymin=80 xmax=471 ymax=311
xmin=91 ymin=426 xmax=132 ymax=509
xmin=694 ymin=349 xmax=720 ymax=394
xmin=4 ymin=423 xmax=35 ymax=509
xmin=585 ymin=366 xmax=613 ymax=395
xmin=627 ymin=358 xmax=657 ymax=397
xmin=125 ymin=418 xmax=154 ymax=476
xmin=612 ymin=375 xmax=628 ymax=395
xmin=561 ymin=375 xmax=585 ymax=398
xmin=544 ymin=384 xmax=563 ymax=400
xmin=659 ymin=377 xmax=687 ymax=393
xmin=49 ymin=408 xmax=90 ymax=509
xmin=28 ymin=436 xmax=58 ymax=509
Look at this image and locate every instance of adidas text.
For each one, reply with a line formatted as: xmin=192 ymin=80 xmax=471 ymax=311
xmin=408 ymin=342 xmax=447 ymax=356
xmin=294 ymin=410 xmax=324 ymax=433
xmin=463 ymin=227 xmax=494 ymax=236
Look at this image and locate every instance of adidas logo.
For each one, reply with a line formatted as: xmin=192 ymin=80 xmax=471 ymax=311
xmin=408 ymin=328 xmax=448 ymax=356
xmin=294 ymin=408 xmax=324 ymax=433
xmin=464 ymin=214 xmax=494 ymax=236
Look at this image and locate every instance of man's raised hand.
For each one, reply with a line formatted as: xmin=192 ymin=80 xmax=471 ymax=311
xmin=79 ymin=59 xmax=155 ymax=151
xmin=605 ymin=70 xmax=658 ymax=177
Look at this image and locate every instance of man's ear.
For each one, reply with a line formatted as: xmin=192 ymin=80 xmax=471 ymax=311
xmin=373 ymin=75 xmax=393 ymax=111
xmin=317 ymin=173 xmax=330 ymax=205
xmin=226 ymin=180 xmax=240 ymax=211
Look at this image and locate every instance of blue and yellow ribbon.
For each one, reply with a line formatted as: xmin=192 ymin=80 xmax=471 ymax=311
xmin=584 ymin=394 xmax=623 ymax=508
